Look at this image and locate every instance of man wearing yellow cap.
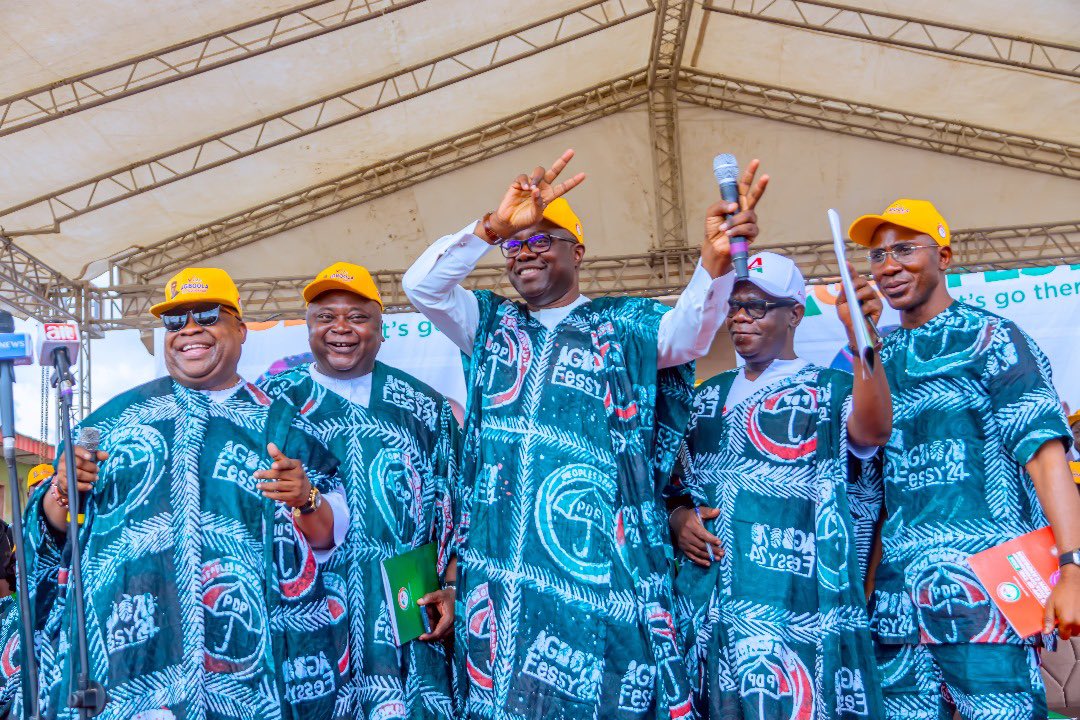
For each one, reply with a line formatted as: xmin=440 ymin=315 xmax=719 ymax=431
xmin=403 ymin=149 xmax=765 ymax=718
xmin=1 ymin=267 xmax=349 ymax=720
xmin=849 ymin=200 xmax=1080 ymax=719
xmin=260 ymin=262 xmax=458 ymax=719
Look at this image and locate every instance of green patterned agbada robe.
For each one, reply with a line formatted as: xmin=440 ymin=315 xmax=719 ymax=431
xmin=261 ymin=362 xmax=458 ymax=720
xmin=454 ymin=291 xmax=695 ymax=720
xmin=0 ymin=377 xmax=348 ymax=720
xmin=673 ymin=365 xmax=883 ymax=720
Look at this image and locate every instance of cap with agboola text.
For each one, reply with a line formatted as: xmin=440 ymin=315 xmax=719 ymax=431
xmin=848 ymin=198 xmax=950 ymax=248
xmin=737 ymin=252 xmax=807 ymax=304
xmin=303 ymin=262 xmax=383 ymax=308
xmin=27 ymin=464 xmax=54 ymax=488
xmin=150 ymin=267 xmax=243 ymax=318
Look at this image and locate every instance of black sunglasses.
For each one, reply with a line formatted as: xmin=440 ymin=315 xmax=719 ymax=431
xmin=499 ymin=232 xmax=576 ymax=258
xmin=161 ymin=305 xmax=234 ymax=332
xmin=726 ymin=298 xmax=797 ymax=320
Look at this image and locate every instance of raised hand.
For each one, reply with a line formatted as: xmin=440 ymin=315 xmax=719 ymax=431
xmin=487 ymin=149 xmax=587 ymax=240
xmin=701 ymin=158 xmax=769 ymax=278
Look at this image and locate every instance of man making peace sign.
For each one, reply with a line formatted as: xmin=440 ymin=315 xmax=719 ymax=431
xmin=403 ymin=149 xmax=765 ymax=720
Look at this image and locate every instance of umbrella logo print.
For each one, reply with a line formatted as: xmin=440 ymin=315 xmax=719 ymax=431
xmin=535 ymin=464 xmax=615 ymax=585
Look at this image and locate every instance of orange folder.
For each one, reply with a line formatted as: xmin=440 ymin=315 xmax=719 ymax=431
xmin=966 ymin=526 xmax=1060 ymax=639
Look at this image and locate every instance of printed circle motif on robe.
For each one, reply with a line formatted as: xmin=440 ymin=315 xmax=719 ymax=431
xmin=904 ymin=317 xmax=994 ymax=376
xmin=745 ymin=386 xmax=819 ymax=462
xmin=274 ymin=513 xmax=318 ymax=600
xmin=735 ymin=636 xmax=814 ymax=720
xmin=911 ymin=561 xmax=1005 ymax=643
xmin=534 ymin=464 xmax=616 ymax=585
xmin=201 ymin=558 xmax=267 ymax=678
xmin=815 ymin=483 xmax=850 ymax=592
xmin=481 ymin=315 xmax=533 ymax=408
xmin=369 ymin=448 xmax=422 ymax=539
xmin=96 ymin=425 xmax=168 ymax=517
xmin=466 ymin=582 xmax=497 ymax=690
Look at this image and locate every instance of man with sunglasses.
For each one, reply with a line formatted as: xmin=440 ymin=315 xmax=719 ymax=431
xmin=2 ymin=267 xmax=349 ymax=720
xmin=402 ymin=149 xmax=763 ymax=719
xmin=260 ymin=262 xmax=459 ymax=719
xmin=850 ymin=199 xmax=1080 ymax=719
xmin=668 ymin=251 xmax=892 ymax=718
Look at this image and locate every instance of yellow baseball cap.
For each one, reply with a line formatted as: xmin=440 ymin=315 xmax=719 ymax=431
xmin=542 ymin=198 xmax=584 ymax=245
xmin=1069 ymin=409 xmax=1080 ymax=426
xmin=150 ymin=267 xmax=243 ymax=318
xmin=27 ymin=463 xmax=54 ymax=488
xmin=1071 ymin=460 xmax=1080 ymax=485
xmin=848 ymin=198 xmax=950 ymax=248
xmin=302 ymin=262 xmax=383 ymax=308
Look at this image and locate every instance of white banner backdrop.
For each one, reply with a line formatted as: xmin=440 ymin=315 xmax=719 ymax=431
xmin=147 ymin=264 xmax=1080 ymax=416
xmin=793 ymin=264 xmax=1080 ymax=410
xmin=154 ymin=311 xmax=467 ymax=408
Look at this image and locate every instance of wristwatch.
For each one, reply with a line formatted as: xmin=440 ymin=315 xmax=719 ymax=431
xmin=293 ymin=487 xmax=321 ymax=518
xmin=1060 ymin=549 xmax=1080 ymax=569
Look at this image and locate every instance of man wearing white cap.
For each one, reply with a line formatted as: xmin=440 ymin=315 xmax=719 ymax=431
xmin=669 ymin=251 xmax=893 ymax=718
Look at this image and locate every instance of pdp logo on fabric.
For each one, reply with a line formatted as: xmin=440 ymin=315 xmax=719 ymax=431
xmin=996 ymin=582 xmax=1022 ymax=603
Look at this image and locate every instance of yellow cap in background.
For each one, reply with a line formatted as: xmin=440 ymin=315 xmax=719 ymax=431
xmin=27 ymin=463 xmax=54 ymax=488
xmin=1070 ymin=461 xmax=1080 ymax=485
xmin=150 ymin=267 xmax=243 ymax=318
xmin=1068 ymin=409 xmax=1080 ymax=426
xmin=848 ymin=198 xmax=950 ymax=248
xmin=542 ymin=198 xmax=584 ymax=245
xmin=302 ymin=262 xmax=383 ymax=308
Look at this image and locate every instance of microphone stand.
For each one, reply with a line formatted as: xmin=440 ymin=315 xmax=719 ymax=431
xmin=50 ymin=348 xmax=105 ymax=719
xmin=0 ymin=360 xmax=41 ymax=720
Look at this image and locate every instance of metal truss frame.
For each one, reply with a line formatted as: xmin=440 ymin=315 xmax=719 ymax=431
xmin=702 ymin=0 xmax=1080 ymax=79
xmin=0 ymin=0 xmax=653 ymax=235
xmin=91 ymin=220 xmax=1080 ymax=331
xmin=108 ymin=71 xmax=650 ymax=282
xmin=677 ymin=69 xmax=1080 ymax=179
xmin=0 ymin=234 xmax=83 ymax=323
xmin=646 ymin=0 xmax=694 ymax=249
xmin=0 ymin=0 xmax=430 ymax=137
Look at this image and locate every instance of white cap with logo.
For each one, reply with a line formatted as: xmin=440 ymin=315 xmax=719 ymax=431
xmin=740 ymin=252 xmax=807 ymax=304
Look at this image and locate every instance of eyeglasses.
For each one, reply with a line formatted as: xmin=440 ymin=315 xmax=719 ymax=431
xmin=726 ymin=298 xmax=797 ymax=320
xmin=499 ymin=233 xmax=575 ymax=258
xmin=161 ymin=305 xmax=234 ymax=332
xmin=867 ymin=243 xmax=938 ymax=265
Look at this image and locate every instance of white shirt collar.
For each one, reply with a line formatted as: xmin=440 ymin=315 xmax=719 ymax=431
xmin=308 ymin=363 xmax=373 ymax=407
xmin=198 ymin=377 xmax=245 ymax=404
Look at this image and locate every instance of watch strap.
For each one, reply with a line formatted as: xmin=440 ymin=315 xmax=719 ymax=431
xmin=1059 ymin=549 xmax=1080 ymax=568
xmin=297 ymin=487 xmax=321 ymax=516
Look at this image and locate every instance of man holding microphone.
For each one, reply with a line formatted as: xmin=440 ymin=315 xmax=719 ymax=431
xmin=1 ymin=268 xmax=349 ymax=720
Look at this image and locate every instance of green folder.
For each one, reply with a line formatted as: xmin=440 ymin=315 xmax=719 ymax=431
xmin=380 ymin=542 xmax=439 ymax=646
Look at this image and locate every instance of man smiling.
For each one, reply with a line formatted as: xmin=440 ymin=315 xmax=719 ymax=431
xmin=403 ymin=149 xmax=764 ymax=718
xmin=1 ymin=267 xmax=348 ymax=720
xmin=669 ymin=251 xmax=891 ymax=719
xmin=851 ymin=199 xmax=1080 ymax=719
xmin=260 ymin=262 xmax=458 ymax=720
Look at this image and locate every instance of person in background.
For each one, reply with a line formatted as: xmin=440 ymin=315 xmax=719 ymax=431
xmin=1067 ymin=407 xmax=1080 ymax=461
xmin=669 ymin=251 xmax=891 ymax=718
xmin=402 ymin=148 xmax=765 ymax=719
xmin=0 ymin=267 xmax=349 ymax=720
xmin=851 ymin=199 xmax=1080 ymax=720
xmin=261 ymin=262 xmax=458 ymax=720
xmin=0 ymin=519 xmax=13 ymax=598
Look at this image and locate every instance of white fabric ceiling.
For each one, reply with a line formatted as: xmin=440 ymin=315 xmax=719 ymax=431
xmin=0 ymin=0 xmax=1076 ymax=283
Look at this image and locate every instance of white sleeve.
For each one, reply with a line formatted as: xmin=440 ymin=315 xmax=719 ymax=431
xmin=312 ymin=485 xmax=350 ymax=565
xmin=656 ymin=263 xmax=736 ymax=369
xmin=402 ymin=223 xmax=493 ymax=356
xmin=843 ymin=394 xmax=881 ymax=460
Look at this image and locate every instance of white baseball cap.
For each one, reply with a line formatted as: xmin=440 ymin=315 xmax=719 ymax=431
xmin=739 ymin=252 xmax=807 ymax=304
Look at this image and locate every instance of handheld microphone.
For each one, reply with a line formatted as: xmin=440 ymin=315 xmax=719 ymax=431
xmin=712 ymin=153 xmax=749 ymax=279
xmin=60 ymin=427 xmax=101 ymax=578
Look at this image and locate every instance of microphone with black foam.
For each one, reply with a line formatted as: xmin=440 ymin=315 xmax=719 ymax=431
xmin=713 ymin=153 xmax=750 ymax=280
